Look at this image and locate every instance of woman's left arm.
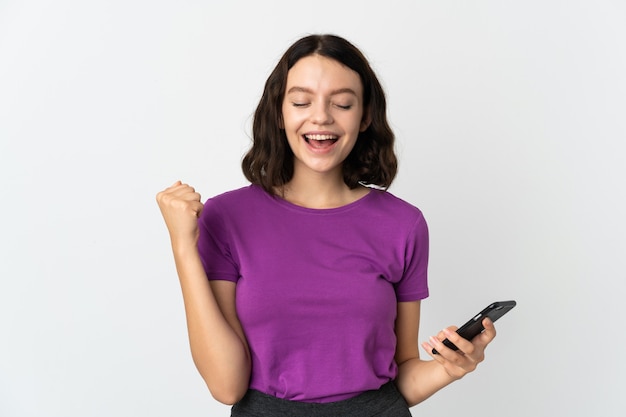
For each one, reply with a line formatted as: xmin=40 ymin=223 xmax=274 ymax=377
xmin=394 ymin=301 xmax=497 ymax=407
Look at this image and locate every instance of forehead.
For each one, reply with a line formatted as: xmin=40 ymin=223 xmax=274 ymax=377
xmin=286 ymin=55 xmax=363 ymax=95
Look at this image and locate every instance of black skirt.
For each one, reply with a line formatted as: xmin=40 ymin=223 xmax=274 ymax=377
xmin=231 ymin=380 xmax=412 ymax=417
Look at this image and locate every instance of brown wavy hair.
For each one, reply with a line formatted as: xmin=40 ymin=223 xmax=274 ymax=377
xmin=242 ymin=34 xmax=397 ymax=194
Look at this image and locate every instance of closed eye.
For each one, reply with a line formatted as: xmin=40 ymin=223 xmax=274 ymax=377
xmin=334 ymin=104 xmax=352 ymax=110
xmin=292 ymin=102 xmax=310 ymax=108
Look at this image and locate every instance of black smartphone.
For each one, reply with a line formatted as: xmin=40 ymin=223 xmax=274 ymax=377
xmin=432 ymin=300 xmax=516 ymax=354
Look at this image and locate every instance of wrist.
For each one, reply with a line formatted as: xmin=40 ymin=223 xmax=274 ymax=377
xmin=170 ymin=236 xmax=199 ymax=256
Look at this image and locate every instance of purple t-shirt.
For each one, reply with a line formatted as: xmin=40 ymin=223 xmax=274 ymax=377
xmin=197 ymin=185 xmax=429 ymax=403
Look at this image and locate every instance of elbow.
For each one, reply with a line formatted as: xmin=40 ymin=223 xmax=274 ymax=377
xmin=191 ymin=346 xmax=251 ymax=405
xmin=210 ymin=389 xmax=247 ymax=406
xmin=207 ymin=381 xmax=248 ymax=405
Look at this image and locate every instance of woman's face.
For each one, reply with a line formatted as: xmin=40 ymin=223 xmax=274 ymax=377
xmin=281 ymin=54 xmax=370 ymax=180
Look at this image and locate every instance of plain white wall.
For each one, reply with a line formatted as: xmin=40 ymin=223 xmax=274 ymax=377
xmin=1 ymin=1 xmax=625 ymax=416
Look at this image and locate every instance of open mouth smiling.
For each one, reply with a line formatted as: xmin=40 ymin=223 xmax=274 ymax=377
xmin=303 ymin=134 xmax=339 ymax=149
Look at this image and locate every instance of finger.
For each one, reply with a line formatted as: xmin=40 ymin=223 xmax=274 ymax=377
xmin=163 ymin=180 xmax=184 ymax=192
xmin=157 ymin=191 xmax=203 ymax=218
xmin=421 ymin=340 xmax=446 ymax=364
xmin=429 ymin=335 xmax=446 ymax=355
xmin=434 ymin=324 xmax=458 ymax=342
xmin=160 ymin=184 xmax=202 ymax=203
xmin=424 ymin=336 xmax=479 ymax=380
xmin=474 ymin=318 xmax=497 ymax=349
xmin=190 ymin=200 xmax=204 ymax=217
xmin=441 ymin=328 xmax=475 ymax=356
xmin=430 ymin=335 xmax=471 ymax=371
xmin=429 ymin=328 xmax=456 ymax=355
xmin=177 ymin=191 xmax=202 ymax=202
xmin=168 ymin=183 xmax=195 ymax=195
xmin=428 ymin=334 xmax=460 ymax=359
xmin=156 ymin=181 xmax=184 ymax=201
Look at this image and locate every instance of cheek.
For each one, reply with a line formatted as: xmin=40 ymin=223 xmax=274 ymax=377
xmin=282 ymin=109 xmax=305 ymax=132
xmin=281 ymin=112 xmax=301 ymax=143
xmin=342 ymin=115 xmax=365 ymax=135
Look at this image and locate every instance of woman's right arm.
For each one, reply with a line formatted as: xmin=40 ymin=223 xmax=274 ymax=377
xmin=156 ymin=181 xmax=251 ymax=405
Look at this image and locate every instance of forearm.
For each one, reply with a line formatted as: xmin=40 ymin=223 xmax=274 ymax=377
xmin=171 ymin=241 xmax=251 ymax=404
xmin=396 ymin=358 xmax=458 ymax=407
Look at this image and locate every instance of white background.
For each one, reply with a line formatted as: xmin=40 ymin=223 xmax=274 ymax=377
xmin=1 ymin=1 xmax=625 ymax=416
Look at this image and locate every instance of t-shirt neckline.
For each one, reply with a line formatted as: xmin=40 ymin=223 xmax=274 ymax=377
xmin=253 ymin=184 xmax=378 ymax=215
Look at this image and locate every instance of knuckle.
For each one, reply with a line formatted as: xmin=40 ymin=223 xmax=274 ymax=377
xmin=455 ymin=355 xmax=466 ymax=367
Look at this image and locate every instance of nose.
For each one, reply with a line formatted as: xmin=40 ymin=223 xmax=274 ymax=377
xmin=310 ymin=102 xmax=333 ymax=125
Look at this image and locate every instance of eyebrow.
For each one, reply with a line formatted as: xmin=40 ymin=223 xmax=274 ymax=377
xmin=286 ymin=86 xmax=358 ymax=96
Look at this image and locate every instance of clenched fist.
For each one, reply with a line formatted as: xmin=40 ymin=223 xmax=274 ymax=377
xmin=156 ymin=181 xmax=203 ymax=245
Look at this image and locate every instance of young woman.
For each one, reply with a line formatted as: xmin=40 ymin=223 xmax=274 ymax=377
xmin=156 ymin=34 xmax=496 ymax=416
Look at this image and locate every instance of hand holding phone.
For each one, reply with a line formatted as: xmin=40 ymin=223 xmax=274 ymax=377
xmin=432 ymin=300 xmax=516 ymax=355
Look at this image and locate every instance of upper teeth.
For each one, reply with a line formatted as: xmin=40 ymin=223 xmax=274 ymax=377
xmin=306 ymin=134 xmax=337 ymax=141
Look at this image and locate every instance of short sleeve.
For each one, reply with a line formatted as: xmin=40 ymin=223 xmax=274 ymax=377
xmin=196 ymin=198 xmax=240 ymax=282
xmin=395 ymin=213 xmax=429 ymax=302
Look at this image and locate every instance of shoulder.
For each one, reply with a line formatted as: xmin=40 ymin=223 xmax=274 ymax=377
xmin=203 ymin=184 xmax=269 ymax=211
xmin=206 ymin=184 xmax=264 ymax=203
xmin=366 ymin=189 xmax=426 ymax=223
xmin=199 ymin=185 xmax=269 ymax=225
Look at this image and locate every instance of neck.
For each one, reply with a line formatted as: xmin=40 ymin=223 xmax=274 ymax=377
xmin=278 ymin=169 xmax=366 ymax=209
